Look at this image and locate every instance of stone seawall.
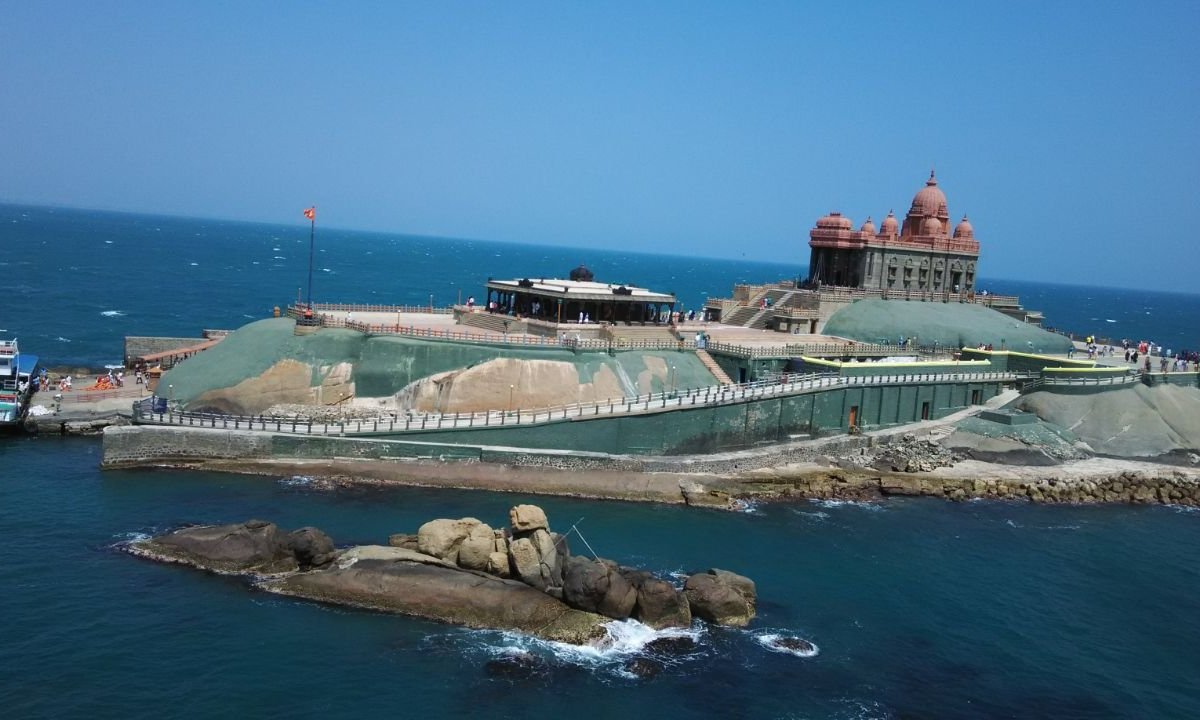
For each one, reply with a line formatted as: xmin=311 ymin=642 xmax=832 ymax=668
xmin=101 ymin=425 xmax=1200 ymax=508
xmin=103 ymin=425 xmax=273 ymax=465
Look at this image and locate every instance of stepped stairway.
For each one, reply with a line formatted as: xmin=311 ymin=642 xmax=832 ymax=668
xmin=459 ymin=312 xmax=527 ymax=334
xmin=604 ymin=325 xmax=679 ymax=344
xmin=722 ymin=306 xmax=759 ymax=326
xmin=694 ymin=349 xmax=734 ymax=385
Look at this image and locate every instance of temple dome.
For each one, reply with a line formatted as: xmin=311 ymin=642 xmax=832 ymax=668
xmin=859 ymin=216 xmax=876 ymax=235
xmin=880 ymin=211 xmax=898 ymax=235
xmin=953 ymin=215 xmax=974 ymax=239
xmin=568 ymin=264 xmax=594 ymax=282
xmin=921 ymin=217 xmax=943 ymax=236
xmin=816 ymin=212 xmax=853 ymax=230
xmin=910 ymin=171 xmax=948 ymax=218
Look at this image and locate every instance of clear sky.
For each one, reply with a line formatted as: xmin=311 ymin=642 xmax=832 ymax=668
xmin=2 ymin=1 xmax=1197 ymax=288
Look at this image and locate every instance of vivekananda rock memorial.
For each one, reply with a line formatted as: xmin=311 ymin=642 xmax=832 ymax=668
xmin=807 ymin=170 xmax=979 ymax=294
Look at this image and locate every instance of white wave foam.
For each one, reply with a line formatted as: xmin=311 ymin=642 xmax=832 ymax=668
xmin=56 ymin=336 xmax=71 ymax=343
xmin=100 ymin=310 xmax=125 ymax=317
xmin=104 ymin=240 xmax=113 ymax=244
xmin=279 ymin=475 xmax=313 ymax=487
xmin=273 ymin=255 xmax=286 ymax=260
xmin=753 ymin=630 xmax=820 ymax=657
xmin=1005 ymin=519 xmax=1022 ymax=528
xmin=480 ymin=619 xmax=704 ymax=672
xmin=731 ymin=498 xmax=762 ymax=514
xmin=810 ymin=498 xmax=885 ymax=512
xmin=321 ymin=268 xmax=332 ymax=273
xmin=189 ymin=262 xmax=199 ymax=266
xmin=1168 ymin=504 xmax=1199 ymax=514
xmin=792 ymin=509 xmax=830 ymax=520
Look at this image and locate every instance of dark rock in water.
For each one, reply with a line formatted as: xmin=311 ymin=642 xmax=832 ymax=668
xmin=644 ymin=636 xmax=697 ymax=655
xmin=620 ymin=568 xmax=692 ymax=629
xmin=623 ymin=657 xmax=664 ymax=679
xmin=287 ymin=527 xmax=336 ymax=569
xmin=771 ymin=636 xmax=816 ymax=654
xmin=484 ymin=651 xmax=549 ymax=681
xmin=562 ymin=556 xmax=637 ymax=620
xmin=140 ymin=520 xmax=299 ymax=574
xmin=684 ymin=569 xmax=757 ymax=627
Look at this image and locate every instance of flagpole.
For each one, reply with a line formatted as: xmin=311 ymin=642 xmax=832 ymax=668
xmin=306 ymin=209 xmax=315 ymax=310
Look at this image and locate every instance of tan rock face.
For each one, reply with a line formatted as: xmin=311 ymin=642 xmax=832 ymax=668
xmin=398 ymin=357 xmax=627 ymax=413
xmin=417 ymin=518 xmax=483 ymax=564
xmin=456 ymin=523 xmax=497 ymax=571
xmin=509 ymin=504 xmax=549 ymax=533
xmin=508 ymin=537 xmax=544 ymax=589
xmin=192 ymin=359 xmax=314 ymax=415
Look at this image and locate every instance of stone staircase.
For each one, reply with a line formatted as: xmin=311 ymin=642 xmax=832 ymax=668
xmin=722 ymin=306 xmax=759 ymax=326
xmin=694 ymin=349 xmax=734 ymax=385
xmin=604 ymin=325 xmax=679 ymax=344
xmin=459 ymin=312 xmax=527 ymax=334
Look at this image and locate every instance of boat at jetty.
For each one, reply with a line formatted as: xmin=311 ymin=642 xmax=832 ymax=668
xmin=0 ymin=339 xmax=39 ymax=428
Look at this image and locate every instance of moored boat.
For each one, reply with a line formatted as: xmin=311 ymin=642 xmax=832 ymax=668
xmin=0 ymin=339 xmax=40 ymax=429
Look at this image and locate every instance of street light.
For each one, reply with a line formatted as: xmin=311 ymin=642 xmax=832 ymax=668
xmin=669 ymin=365 xmax=676 ymax=397
xmin=509 ymin=384 xmax=515 ymax=412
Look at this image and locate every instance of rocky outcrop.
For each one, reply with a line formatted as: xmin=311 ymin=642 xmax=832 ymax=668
xmin=129 ymin=504 xmax=757 ymax=644
xmin=131 ymin=519 xmax=334 ymax=574
xmin=684 ymin=569 xmax=757 ymax=627
xmin=264 ymin=554 xmax=608 ymax=645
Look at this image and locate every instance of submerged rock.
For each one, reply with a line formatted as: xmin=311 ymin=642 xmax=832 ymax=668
xmin=623 ymin=656 xmax=664 ymax=679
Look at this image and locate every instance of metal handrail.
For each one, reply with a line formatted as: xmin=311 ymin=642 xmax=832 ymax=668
xmin=132 ymin=370 xmax=1029 ymax=436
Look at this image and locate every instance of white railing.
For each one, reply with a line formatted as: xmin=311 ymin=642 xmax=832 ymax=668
xmin=133 ymin=370 xmax=1026 ymax=436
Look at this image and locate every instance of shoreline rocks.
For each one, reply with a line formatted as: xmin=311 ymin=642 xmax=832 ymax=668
xmin=127 ymin=505 xmax=756 ymax=644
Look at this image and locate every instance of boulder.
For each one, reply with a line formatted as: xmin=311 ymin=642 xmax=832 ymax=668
xmin=509 ymin=504 xmax=549 ymax=534
xmin=562 ymin=557 xmax=637 ymax=619
xmin=417 ymin=518 xmax=483 ymax=564
xmin=508 ymin=536 xmax=544 ymax=589
xmin=455 ymin=523 xmax=497 ymax=572
xmin=683 ymin=569 xmax=757 ymax=627
xmin=137 ymin=519 xmax=298 ymax=574
xmin=287 ymin=527 xmax=336 ymax=569
xmin=620 ymin=569 xmax=692 ymax=629
xmin=507 ymin=529 xmax=569 ymax=591
xmin=486 ymin=551 xmax=512 ymax=578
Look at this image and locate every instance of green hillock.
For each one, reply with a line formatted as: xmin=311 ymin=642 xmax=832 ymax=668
xmin=823 ymin=299 xmax=1072 ymax=353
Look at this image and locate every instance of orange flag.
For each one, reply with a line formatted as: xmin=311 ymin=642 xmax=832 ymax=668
xmin=303 ymin=207 xmax=315 ymax=220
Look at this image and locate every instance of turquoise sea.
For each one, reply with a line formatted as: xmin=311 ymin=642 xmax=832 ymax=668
xmin=2 ymin=203 xmax=1200 ymax=718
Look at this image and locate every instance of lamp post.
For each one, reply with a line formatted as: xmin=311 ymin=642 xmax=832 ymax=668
xmin=669 ymin=365 xmax=676 ymax=397
xmin=509 ymin=384 xmax=515 ymax=412
xmin=167 ymin=383 xmax=174 ymax=412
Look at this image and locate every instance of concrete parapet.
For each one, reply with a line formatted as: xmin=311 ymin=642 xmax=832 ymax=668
xmin=102 ymin=425 xmax=273 ymax=467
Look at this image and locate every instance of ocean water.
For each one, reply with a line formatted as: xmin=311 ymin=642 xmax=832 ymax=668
xmin=1 ymin=203 xmax=1200 ymax=718
xmin=2 ymin=439 xmax=1199 ymax=718
xmin=1 ymin=202 xmax=1197 ymax=367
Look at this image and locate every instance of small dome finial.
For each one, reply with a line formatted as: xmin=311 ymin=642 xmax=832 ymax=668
xmin=927 ymin=168 xmax=937 ymax=185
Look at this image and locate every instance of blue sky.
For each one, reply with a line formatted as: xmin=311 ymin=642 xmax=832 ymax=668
xmin=2 ymin=2 xmax=1197 ymax=287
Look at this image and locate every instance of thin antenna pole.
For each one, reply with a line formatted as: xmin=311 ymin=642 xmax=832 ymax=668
xmin=307 ymin=212 xmax=316 ymax=309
